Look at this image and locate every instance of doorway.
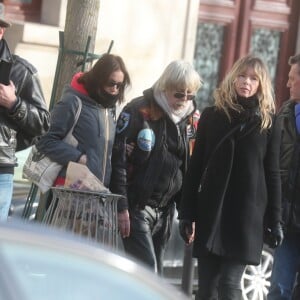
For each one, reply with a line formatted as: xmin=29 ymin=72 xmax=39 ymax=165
xmin=194 ymin=0 xmax=300 ymax=110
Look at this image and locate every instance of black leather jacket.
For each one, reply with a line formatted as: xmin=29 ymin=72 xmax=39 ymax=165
xmin=0 ymin=39 xmax=50 ymax=168
xmin=110 ymin=88 xmax=195 ymax=211
xmin=276 ymin=100 xmax=300 ymax=232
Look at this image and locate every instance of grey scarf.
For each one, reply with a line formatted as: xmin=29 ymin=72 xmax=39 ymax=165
xmin=153 ymin=89 xmax=194 ymax=124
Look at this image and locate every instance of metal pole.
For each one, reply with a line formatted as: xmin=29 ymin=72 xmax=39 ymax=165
xmin=81 ymin=35 xmax=91 ymax=72
xmin=48 ymin=31 xmax=65 ymax=110
xmin=181 ymin=242 xmax=195 ymax=297
xmin=22 ymin=183 xmax=38 ymax=218
xmin=107 ymin=40 xmax=114 ymax=53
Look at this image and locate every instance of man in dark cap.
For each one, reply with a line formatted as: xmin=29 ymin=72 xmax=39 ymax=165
xmin=0 ymin=16 xmax=11 ymax=28
xmin=0 ymin=16 xmax=50 ymax=221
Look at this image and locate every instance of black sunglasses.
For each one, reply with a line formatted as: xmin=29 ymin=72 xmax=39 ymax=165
xmin=173 ymin=92 xmax=195 ymax=100
xmin=106 ymin=81 xmax=123 ymax=89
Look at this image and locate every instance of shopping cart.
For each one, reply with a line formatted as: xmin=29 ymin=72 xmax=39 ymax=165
xmin=42 ymin=187 xmax=123 ymax=250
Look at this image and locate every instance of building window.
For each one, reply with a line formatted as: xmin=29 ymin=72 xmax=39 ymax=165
xmin=250 ymin=28 xmax=281 ymax=84
xmin=193 ymin=22 xmax=224 ymax=111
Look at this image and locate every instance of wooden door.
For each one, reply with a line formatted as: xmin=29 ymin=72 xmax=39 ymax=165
xmin=194 ymin=0 xmax=300 ymax=110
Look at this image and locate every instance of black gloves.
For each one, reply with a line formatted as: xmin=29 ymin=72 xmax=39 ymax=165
xmin=265 ymin=222 xmax=284 ymax=248
xmin=179 ymin=219 xmax=193 ymax=244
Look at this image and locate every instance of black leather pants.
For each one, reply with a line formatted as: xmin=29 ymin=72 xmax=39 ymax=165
xmin=196 ymin=253 xmax=246 ymax=300
xmin=122 ymin=203 xmax=175 ymax=274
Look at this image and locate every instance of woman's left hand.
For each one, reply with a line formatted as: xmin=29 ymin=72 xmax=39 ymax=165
xmin=179 ymin=219 xmax=195 ymax=244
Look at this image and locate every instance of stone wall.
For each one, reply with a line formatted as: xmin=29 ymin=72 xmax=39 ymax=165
xmin=5 ymin=0 xmax=200 ymax=109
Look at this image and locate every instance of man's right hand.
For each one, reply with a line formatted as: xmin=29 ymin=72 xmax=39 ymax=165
xmin=0 ymin=81 xmax=17 ymax=110
xmin=118 ymin=209 xmax=130 ymax=238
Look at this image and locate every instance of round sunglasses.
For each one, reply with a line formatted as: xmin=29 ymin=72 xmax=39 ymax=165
xmin=173 ymin=92 xmax=195 ymax=100
xmin=106 ymin=81 xmax=124 ymax=89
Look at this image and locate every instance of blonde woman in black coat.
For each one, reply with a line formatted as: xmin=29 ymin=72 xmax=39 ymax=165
xmin=179 ymin=55 xmax=283 ymax=300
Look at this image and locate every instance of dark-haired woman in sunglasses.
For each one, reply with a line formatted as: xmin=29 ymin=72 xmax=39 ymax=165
xmin=35 ymin=53 xmax=131 ymax=218
xmin=110 ymin=60 xmax=202 ymax=274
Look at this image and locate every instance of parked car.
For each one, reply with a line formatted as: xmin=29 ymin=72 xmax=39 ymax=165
xmin=11 ymin=182 xmax=275 ymax=300
xmin=0 ymin=221 xmax=188 ymax=300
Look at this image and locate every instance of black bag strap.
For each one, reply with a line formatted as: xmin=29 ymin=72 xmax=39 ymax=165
xmin=198 ymin=122 xmax=245 ymax=192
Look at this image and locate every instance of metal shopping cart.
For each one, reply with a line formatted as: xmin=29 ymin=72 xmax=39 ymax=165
xmin=42 ymin=187 xmax=123 ymax=250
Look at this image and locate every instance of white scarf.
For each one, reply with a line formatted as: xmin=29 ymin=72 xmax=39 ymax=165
xmin=153 ymin=89 xmax=194 ymax=124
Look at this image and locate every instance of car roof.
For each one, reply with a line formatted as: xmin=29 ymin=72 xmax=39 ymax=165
xmin=0 ymin=221 xmax=187 ymax=300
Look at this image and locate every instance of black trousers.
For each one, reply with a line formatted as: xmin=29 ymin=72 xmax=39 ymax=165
xmin=196 ymin=253 xmax=246 ymax=300
xmin=122 ymin=203 xmax=175 ymax=274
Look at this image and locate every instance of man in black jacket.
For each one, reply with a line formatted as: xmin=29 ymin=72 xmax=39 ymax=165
xmin=0 ymin=17 xmax=50 ymax=221
xmin=110 ymin=60 xmax=202 ymax=274
xmin=268 ymin=53 xmax=300 ymax=299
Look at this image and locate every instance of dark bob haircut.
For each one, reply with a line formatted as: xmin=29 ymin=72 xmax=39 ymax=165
xmin=78 ymin=53 xmax=131 ymax=102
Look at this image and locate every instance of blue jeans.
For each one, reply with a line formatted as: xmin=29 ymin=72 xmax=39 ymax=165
xmin=0 ymin=174 xmax=14 ymax=221
xmin=268 ymin=232 xmax=300 ymax=300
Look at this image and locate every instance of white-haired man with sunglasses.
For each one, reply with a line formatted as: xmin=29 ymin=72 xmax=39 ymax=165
xmin=110 ymin=60 xmax=202 ymax=273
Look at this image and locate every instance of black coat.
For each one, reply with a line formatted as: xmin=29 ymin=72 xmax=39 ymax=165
xmin=179 ymin=106 xmax=281 ymax=265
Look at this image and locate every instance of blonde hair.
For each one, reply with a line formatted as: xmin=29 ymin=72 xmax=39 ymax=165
xmin=153 ymin=60 xmax=203 ymax=93
xmin=214 ymin=55 xmax=275 ymax=130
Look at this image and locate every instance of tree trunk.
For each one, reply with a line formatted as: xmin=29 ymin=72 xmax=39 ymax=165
xmin=53 ymin=0 xmax=100 ymax=106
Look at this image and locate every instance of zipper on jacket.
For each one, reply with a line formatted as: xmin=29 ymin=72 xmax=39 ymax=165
xmin=101 ymin=109 xmax=109 ymax=183
xmin=160 ymin=123 xmax=187 ymax=206
xmin=160 ymin=157 xmax=178 ymax=207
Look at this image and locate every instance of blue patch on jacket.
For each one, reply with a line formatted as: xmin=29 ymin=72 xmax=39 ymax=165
xmin=116 ymin=111 xmax=130 ymax=133
xmin=137 ymin=128 xmax=155 ymax=151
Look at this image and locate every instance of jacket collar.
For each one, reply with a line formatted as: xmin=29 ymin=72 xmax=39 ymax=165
xmin=280 ymin=99 xmax=296 ymax=118
xmin=0 ymin=39 xmax=13 ymax=63
xmin=143 ymin=88 xmax=196 ymax=124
